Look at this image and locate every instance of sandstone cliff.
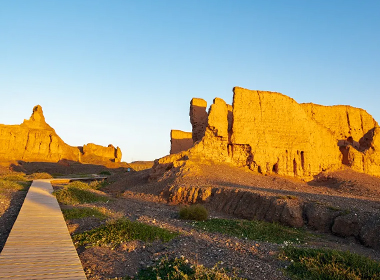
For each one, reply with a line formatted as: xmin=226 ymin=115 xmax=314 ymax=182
xmin=157 ymin=87 xmax=380 ymax=179
xmin=0 ymin=105 xmax=122 ymax=165
xmin=170 ymin=130 xmax=193 ymax=154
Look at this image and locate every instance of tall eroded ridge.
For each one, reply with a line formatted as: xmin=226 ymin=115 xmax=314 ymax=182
xmin=157 ymin=87 xmax=380 ymax=179
xmin=0 ymin=105 xmax=122 ymax=164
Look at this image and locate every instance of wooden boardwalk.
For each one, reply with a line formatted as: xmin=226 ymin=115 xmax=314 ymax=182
xmin=0 ymin=179 xmax=87 ymax=279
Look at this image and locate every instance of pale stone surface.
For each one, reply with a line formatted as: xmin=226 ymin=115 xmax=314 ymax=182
xmin=0 ymin=105 xmax=122 ymax=164
xmin=170 ymin=130 xmax=193 ymax=154
xmin=190 ymin=98 xmax=208 ymax=143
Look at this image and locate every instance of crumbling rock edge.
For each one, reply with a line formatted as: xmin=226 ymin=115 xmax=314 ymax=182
xmin=163 ymin=184 xmax=380 ymax=250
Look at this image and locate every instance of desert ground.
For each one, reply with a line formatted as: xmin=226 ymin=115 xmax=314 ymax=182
xmin=1 ymin=162 xmax=380 ymax=279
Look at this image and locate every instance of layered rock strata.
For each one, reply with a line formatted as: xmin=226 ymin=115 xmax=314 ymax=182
xmin=0 ymin=105 xmax=122 ymax=164
xmin=159 ymin=87 xmax=380 ymax=178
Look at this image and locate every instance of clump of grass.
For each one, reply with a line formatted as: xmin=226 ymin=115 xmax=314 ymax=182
xmin=280 ymin=246 xmax=380 ymax=280
xmin=62 ymin=207 xmax=108 ymax=220
xmin=88 ymin=180 xmax=109 ymax=190
xmin=193 ymin=218 xmax=307 ymax=244
xmin=29 ymin=172 xmax=53 ymax=179
xmin=99 ymin=170 xmax=111 ymax=176
xmin=179 ymin=204 xmax=209 ymax=221
xmin=73 ymin=218 xmax=178 ymax=248
xmin=54 ymin=185 xmax=109 ymax=205
xmin=126 ymin=256 xmax=244 ymax=280
xmin=0 ymin=179 xmax=30 ymax=199
xmin=65 ymin=180 xmax=107 ymax=190
xmin=0 ymin=173 xmax=27 ymax=181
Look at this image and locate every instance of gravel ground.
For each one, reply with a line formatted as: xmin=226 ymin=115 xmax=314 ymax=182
xmin=2 ymin=163 xmax=380 ymax=279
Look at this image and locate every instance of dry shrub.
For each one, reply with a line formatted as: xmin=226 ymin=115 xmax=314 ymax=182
xmin=179 ymin=204 xmax=208 ymax=221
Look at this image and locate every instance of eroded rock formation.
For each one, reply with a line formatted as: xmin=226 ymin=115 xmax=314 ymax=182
xmin=190 ymin=98 xmax=208 ymax=143
xmin=170 ymin=130 xmax=193 ymax=154
xmin=158 ymin=87 xmax=380 ymax=178
xmin=0 ymin=105 xmax=122 ymax=164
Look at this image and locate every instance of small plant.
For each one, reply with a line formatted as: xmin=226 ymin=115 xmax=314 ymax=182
xmin=179 ymin=204 xmax=209 ymax=221
xmin=280 ymin=246 xmax=380 ymax=279
xmin=73 ymin=218 xmax=178 ymax=248
xmin=99 ymin=170 xmax=111 ymax=176
xmin=125 ymin=256 xmax=244 ymax=280
xmin=62 ymin=207 xmax=108 ymax=220
xmin=193 ymin=218 xmax=308 ymax=244
xmin=54 ymin=185 xmax=109 ymax=205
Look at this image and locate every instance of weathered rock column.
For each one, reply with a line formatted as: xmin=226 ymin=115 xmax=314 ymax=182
xmin=190 ymin=98 xmax=208 ymax=143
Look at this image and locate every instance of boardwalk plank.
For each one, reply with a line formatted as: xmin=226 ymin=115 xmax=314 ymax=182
xmin=0 ymin=179 xmax=87 ymax=280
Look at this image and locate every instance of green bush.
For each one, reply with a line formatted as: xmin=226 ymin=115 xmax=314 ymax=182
xmin=126 ymin=256 xmax=244 ymax=280
xmin=54 ymin=186 xmax=109 ymax=205
xmin=99 ymin=171 xmax=111 ymax=176
xmin=194 ymin=219 xmax=308 ymax=244
xmin=280 ymin=246 xmax=380 ymax=279
xmin=62 ymin=207 xmax=108 ymax=220
xmin=179 ymin=204 xmax=208 ymax=221
xmin=73 ymin=218 xmax=179 ymax=248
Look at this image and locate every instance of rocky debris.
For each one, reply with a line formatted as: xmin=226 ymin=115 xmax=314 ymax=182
xmin=0 ymin=105 xmax=122 ymax=165
xmin=170 ymin=130 xmax=193 ymax=154
xmin=157 ymin=86 xmax=380 ymax=179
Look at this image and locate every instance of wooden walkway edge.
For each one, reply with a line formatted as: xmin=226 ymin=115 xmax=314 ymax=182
xmin=0 ymin=179 xmax=87 ymax=279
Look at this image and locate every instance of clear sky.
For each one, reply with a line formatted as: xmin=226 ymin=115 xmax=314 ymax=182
xmin=1 ymin=1 xmax=379 ymax=162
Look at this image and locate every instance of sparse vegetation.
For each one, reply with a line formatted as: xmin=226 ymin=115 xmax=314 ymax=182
xmin=99 ymin=170 xmax=111 ymax=176
xmin=62 ymin=207 xmax=108 ymax=220
xmin=29 ymin=172 xmax=53 ymax=179
xmin=280 ymin=246 xmax=380 ymax=280
xmin=73 ymin=218 xmax=179 ymax=248
xmin=179 ymin=204 xmax=209 ymax=221
xmin=125 ymin=256 xmax=244 ymax=280
xmin=0 ymin=173 xmax=27 ymax=181
xmin=53 ymin=183 xmax=109 ymax=205
xmin=193 ymin=218 xmax=308 ymax=244
xmin=0 ymin=179 xmax=29 ymax=199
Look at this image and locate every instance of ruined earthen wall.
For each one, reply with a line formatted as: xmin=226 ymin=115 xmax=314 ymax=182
xmin=301 ymin=103 xmax=378 ymax=143
xmin=230 ymin=88 xmax=342 ymax=176
xmin=190 ymin=98 xmax=208 ymax=143
xmin=207 ymin=98 xmax=229 ymax=139
xmin=170 ymin=130 xmax=193 ymax=154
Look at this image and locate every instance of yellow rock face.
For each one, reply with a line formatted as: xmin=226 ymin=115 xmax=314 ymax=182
xmin=0 ymin=105 xmax=122 ymax=164
xmin=159 ymin=86 xmax=380 ymax=179
xmin=301 ymin=103 xmax=378 ymax=143
xmin=170 ymin=130 xmax=193 ymax=154
xmin=231 ymin=87 xmax=341 ymax=177
xmin=190 ymin=98 xmax=208 ymax=143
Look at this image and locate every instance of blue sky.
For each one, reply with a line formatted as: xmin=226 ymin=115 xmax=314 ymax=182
xmin=1 ymin=1 xmax=379 ymax=162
